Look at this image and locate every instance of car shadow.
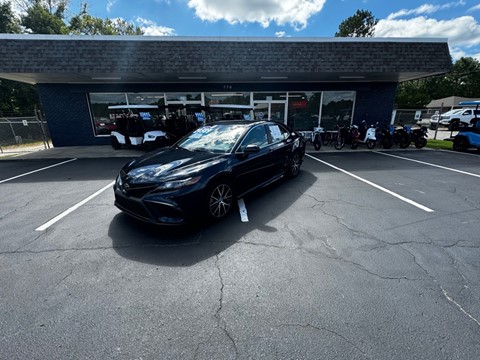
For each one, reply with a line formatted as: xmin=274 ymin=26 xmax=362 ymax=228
xmin=108 ymin=171 xmax=316 ymax=267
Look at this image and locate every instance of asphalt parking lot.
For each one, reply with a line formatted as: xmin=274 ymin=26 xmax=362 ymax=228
xmin=1 ymin=146 xmax=479 ymax=359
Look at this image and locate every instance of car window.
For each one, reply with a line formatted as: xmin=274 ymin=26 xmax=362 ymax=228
xmin=177 ymin=124 xmax=245 ymax=153
xmin=238 ymin=125 xmax=268 ymax=151
xmin=268 ymin=123 xmax=289 ymax=143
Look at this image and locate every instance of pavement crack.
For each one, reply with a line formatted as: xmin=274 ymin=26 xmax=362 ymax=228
xmin=399 ymin=245 xmax=435 ymax=279
xmin=214 ymin=254 xmax=238 ymax=358
xmin=441 ymin=286 xmax=480 ymax=327
xmin=277 ymin=323 xmax=369 ymax=358
xmin=56 ymin=268 xmax=74 ymax=286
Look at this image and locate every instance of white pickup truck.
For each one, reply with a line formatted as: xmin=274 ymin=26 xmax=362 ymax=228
xmin=439 ymin=108 xmax=480 ymax=129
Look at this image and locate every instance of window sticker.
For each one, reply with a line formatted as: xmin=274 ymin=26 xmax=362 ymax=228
xmin=269 ymin=125 xmax=283 ymax=141
xmin=190 ymin=126 xmax=213 ymax=138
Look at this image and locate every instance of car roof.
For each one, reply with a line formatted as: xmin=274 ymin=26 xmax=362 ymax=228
xmin=459 ymin=101 xmax=480 ymax=106
xmin=208 ymin=120 xmax=273 ymax=127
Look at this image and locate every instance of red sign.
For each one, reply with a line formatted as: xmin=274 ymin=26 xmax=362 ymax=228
xmin=290 ymin=100 xmax=307 ymax=109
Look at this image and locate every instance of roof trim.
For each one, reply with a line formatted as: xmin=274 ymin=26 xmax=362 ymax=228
xmin=0 ymin=33 xmax=449 ymax=44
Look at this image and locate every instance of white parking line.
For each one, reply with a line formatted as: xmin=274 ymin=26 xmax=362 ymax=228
xmin=238 ymin=198 xmax=249 ymax=222
xmin=0 ymin=158 xmax=78 ymax=184
xmin=374 ymin=151 xmax=480 ymax=178
xmin=306 ymin=154 xmax=434 ymax=213
xmin=35 ymin=181 xmax=115 ymax=231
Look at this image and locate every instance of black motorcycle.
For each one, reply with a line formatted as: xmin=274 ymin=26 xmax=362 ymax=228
xmin=375 ymin=122 xmax=394 ymax=149
xmin=408 ymin=126 xmax=428 ymax=148
xmin=334 ymin=123 xmax=354 ymax=150
xmin=392 ymin=125 xmax=411 ymax=149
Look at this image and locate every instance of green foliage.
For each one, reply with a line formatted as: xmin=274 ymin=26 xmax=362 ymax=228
xmin=447 ymin=57 xmax=480 ymax=98
xmin=0 ymin=79 xmax=40 ymax=116
xmin=0 ymin=1 xmax=22 ymax=33
xmin=426 ymin=139 xmax=453 ymax=150
xmin=335 ymin=9 xmax=378 ymax=37
xmin=69 ymin=3 xmax=144 ymax=35
xmin=396 ymin=57 xmax=480 ymax=108
xmin=21 ymin=0 xmax=69 ymax=34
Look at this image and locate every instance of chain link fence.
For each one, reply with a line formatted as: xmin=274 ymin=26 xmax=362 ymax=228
xmin=0 ymin=110 xmax=51 ymax=154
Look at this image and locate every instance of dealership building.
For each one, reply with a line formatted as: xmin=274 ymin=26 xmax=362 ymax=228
xmin=0 ymin=34 xmax=452 ymax=147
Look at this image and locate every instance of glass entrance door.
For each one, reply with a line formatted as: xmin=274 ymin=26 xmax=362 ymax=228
xmin=253 ymin=101 xmax=286 ymax=124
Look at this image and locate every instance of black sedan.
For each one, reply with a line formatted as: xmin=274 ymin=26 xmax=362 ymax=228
xmin=113 ymin=120 xmax=306 ymax=225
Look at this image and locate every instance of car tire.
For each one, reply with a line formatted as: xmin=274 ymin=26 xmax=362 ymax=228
xmin=205 ymin=179 xmax=235 ymax=221
xmin=287 ymin=151 xmax=302 ymax=177
xmin=415 ymin=138 xmax=427 ymax=148
xmin=144 ymin=141 xmax=154 ymax=152
xmin=399 ymin=135 xmax=410 ymax=149
xmin=334 ymin=136 xmax=345 ymax=150
xmin=453 ymin=137 xmax=469 ymax=152
xmin=383 ymin=137 xmax=393 ymax=149
xmin=449 ymin=121 xmax=460 ymax=131
xmin=111 ymin=136 xmax=121 ymax=150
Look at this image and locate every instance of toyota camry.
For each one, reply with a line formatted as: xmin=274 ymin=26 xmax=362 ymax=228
xmin=113 ymin=120 xmax=306 ymax=225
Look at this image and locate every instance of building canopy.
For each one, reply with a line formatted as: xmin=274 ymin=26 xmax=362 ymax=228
xmin=0 ymin=35 xmax=452 ymax=85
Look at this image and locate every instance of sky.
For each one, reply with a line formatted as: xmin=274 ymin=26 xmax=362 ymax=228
xmin=62 ymin=0 xmax=480 ymax=61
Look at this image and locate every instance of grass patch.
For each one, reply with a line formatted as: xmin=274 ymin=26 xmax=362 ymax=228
xmin=426 ymin=139 xmax=453 ymax=150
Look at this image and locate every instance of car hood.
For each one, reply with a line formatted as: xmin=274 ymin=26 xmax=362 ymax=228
xmin=123 ymin=147 xmax=227 ymax=181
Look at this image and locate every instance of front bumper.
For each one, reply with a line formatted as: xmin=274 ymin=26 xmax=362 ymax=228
xmin=113 ymin=181 xmax=204 ymax=225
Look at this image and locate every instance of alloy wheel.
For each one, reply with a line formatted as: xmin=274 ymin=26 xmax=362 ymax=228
xmin=209 ymin=183 xmax=233 ymax=218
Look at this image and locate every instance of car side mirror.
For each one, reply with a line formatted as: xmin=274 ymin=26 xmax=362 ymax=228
xmin=243 ymin=144 xmax=260 ymax=154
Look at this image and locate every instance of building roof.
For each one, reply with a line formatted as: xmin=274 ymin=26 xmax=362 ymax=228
xmin=0 ymin=35 xmax=452 ymax=85
xmin=426 ymin=96 xmax=480 ymax=109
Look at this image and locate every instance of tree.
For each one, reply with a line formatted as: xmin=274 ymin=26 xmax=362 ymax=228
xmin=0 ymin=79 xmax=41 ymax=116
xmin=446 ymin=57 xmax=480 ymax=98
xmin=335 ymin=9 xmax=378 ymax=37
xmin=0 ymin=1 xmax=22 ymax=33
xmin=69 ymin=3 xmax=143 ymax=35
xmin=395 ymin=57 xmax=480 ymax=109
xmin=20 ymin=0 xmax=69 ymax=34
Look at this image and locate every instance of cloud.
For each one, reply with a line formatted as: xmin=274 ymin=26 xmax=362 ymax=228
xmin=375 ymin=15 xmax=480 ymax=60
xmin=275 ymin=31 xmax=286 ymax=37
xmin=187 ymin=0 xmax=326 ymax=30
xmin=107 ymin=0 xmax=118 ymax=13
xmin=135 ymin=17 xmax=176 ymax=36
xmin=469 ymin=4 xmax=480 ymax=12
xmin=387 ymin=1 xmax=465 ymax=20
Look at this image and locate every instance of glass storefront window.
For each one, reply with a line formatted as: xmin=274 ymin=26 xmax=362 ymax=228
xmin=89 ymin=93 xmax=129 ymax=135
xmin=204 ymin=92 xmax=250 ymax=107
xmin=253 ymin=92 xmax=286 ymax=101
xmin=320 ymin=91 xmax=355 ymax=131
xmin=166 ymin=93 xmax=202 ymax=102
xmin=127 ymin=93 xmax=165 ymax=105
xmin=287 ymin=92 xmax=321 ymax=131
xmin=88 ymin=90 xmax=356 ymax=136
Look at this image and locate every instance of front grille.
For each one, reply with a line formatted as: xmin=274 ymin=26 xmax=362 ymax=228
xmin=115 ymin=194 xmax=150 ymax=220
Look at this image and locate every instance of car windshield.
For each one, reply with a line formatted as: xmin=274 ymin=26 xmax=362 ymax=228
xmin=176 ymin=124 xmax=246 ymax=153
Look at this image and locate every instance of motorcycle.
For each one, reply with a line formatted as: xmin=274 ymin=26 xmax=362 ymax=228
xmin=375 ymin=122 xmax=394 ymax=149
xmin=350 ymin=122 xmax=376 ymax=149
xmin=334 ymin=123 xmax=354 ymax=150
xmin=391 ymin=125 xmax=411 ymax=149
xmin=407 ymin=126 xmax=428 ymax=148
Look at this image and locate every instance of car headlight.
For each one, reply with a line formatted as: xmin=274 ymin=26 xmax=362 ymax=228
xmin=155 ymin=176 xmax=201 ymax=191
xmin=116 ymin=174 xmax=123 ymax=187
